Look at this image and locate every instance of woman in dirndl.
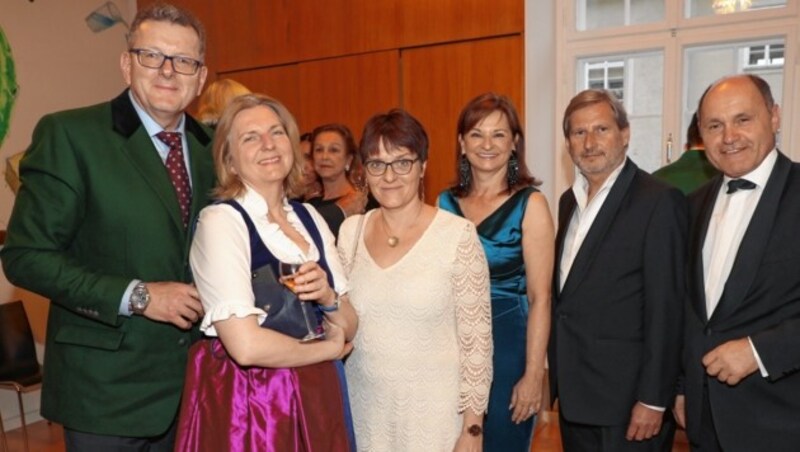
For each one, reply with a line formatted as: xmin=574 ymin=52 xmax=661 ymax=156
xmin=175 ymin=93 xmax=358 ymax=452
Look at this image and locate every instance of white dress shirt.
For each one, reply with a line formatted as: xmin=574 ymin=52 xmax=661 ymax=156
xmin=190 ymin=185 xmax=349 ymax=336
xmin=559 ymin=160 xmax=626 ymax=291
xmin=702 ymin=149 xmax=777 ymax=376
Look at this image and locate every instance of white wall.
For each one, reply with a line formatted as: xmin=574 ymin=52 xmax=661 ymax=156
xmin=0 ymin=0 xmax=136 ymax=430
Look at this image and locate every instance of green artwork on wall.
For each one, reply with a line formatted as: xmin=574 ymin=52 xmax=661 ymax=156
xmin=0 ymin=26 xmax=18 ymax=149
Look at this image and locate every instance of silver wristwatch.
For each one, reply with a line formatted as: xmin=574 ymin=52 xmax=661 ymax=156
xmin=129 ymin=282 xmax=151 ymax=315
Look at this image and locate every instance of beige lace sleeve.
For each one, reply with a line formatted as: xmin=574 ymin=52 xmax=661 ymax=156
xmin=453 ymin=222 xmax=493 ymax=414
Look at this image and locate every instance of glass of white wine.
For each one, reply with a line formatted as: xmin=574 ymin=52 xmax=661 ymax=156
xmin=279 ymin=260 xmax=323 ymax=342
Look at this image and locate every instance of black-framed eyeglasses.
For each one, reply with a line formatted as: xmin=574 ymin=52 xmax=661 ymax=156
xmin=129 ymin=48 xmax=203 ymax=75
xmin=364 ymin=158 xmax=419 ymax=176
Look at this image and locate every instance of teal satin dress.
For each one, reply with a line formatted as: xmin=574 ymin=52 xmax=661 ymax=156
xmin=439 ymin=187 xmax=537 ymax=451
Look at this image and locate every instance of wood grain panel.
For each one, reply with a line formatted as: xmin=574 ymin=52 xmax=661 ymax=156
xmin=207 ymin=1 xmax=295 ymax=72
xmin=296 ymin=51 xmax=400 ymax=138
xmin=401 ymin=36 xmax=524 ymax=202
xmin=399 ymin=0 xmax=523 ymax=48
xmin=293 ymin=0 xmax=400 ymax=62
xmin=150 ymin=0 xmax=524 ymax=70
xmin=219 ymin=65 xmax=302 ymax=124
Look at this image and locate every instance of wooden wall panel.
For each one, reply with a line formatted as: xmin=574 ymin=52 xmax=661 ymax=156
xmin=207 ymin=2 xmax=295 ymax=73
xmin=295 ymin=51 xmax=400 ymax=138
xmin=402 ymin=36 xmax=524 ymax=202
xmin=220 ymin=65 xmax=302 ymax=123
xmin=293 ymin=0 xmax=401 ymax=63
xmin=141 ymin=0 xmax=523 ymax=72
xmin=399 ymin=0 xmax=523 ymax=48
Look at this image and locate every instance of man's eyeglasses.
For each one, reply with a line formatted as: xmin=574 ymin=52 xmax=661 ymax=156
xmin=364 ymin=158 xmax=419 ymax=176
xmin=129 ymin=49 xmax=203 ymax=75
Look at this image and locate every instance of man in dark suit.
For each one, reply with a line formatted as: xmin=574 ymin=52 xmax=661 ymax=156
xmin=550 ymin=89 xmax=686 ymax=451
xmin=652 ymin=112 xmax=719 ymax=195
xmin=0 ymin=3 xmax=213 ymax=450
xmin=673 ymin=74 xmax=800 ymax=452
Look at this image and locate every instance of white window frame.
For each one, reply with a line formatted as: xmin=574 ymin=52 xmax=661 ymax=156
xmin=549 ymin=0 xmax=799 ymax=196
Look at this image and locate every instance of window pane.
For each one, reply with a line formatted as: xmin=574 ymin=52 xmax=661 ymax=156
xmin=576 ymin=51 xmax=664 ymax=172
xmin=577 ymin=0 xmax=664 ymax=31
xmin=685 ymin=0 xmax=786 ymax=18
xmin=682 ymin=38 xmax=784 ymax=150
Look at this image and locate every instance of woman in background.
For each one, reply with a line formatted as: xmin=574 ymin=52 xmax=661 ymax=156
xmin=438 ymin=93 xmax=554 ymax=451
xmin=195 ymin=78 xmax=251 ymax=128
xmin=176 ymin=94 xmax=357 ymax=451
xmin=339 ymin=109 xmax=492 ymax=451
xmin=307 ymin=123 xmax=371 ymax=236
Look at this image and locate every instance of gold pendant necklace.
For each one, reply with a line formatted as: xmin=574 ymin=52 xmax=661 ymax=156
xmin=379 ymin=204 xmax=423 ymax=248
xmin=379 ymin=213 xmax=400 ymax=247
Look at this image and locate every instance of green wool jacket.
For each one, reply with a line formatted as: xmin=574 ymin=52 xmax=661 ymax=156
xmin=1 ymin=90 xmax=215 ymax=436
xmin=652 ymin=148 xmax=719 ymax=195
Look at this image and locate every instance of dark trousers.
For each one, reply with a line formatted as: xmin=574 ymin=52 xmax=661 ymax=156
xmin=688 ymin=386 xmax=724 ymax=452
xmin=64 ymin=421 xmax=177 ymax=452
xmin=560 ymin=412 xmax=676 ymax=452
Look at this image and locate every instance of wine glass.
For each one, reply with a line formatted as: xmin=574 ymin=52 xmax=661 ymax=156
xmin=279 ymin=260 xmax=324 ymax=342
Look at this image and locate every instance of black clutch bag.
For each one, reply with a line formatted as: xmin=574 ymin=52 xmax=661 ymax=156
xmin=251 ymin=263 xmax=320 ymax=339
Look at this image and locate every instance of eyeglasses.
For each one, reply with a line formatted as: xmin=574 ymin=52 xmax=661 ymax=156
xmin=364 ymin=158 xmax=418 ymax=176
xmin=129 ymin=49 xmax=203 ymax=75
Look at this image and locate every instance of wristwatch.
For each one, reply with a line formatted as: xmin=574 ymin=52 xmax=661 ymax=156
xmin=467 ymin=424 xmax=483 ymax=437
xmin=129 ymin=282 xmax=151 ymax=315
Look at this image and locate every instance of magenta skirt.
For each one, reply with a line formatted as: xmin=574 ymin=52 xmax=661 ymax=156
xmin=175 ymin=339 xmax=354 ymax=452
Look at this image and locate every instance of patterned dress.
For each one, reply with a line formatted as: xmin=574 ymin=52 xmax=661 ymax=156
xmin=338 ymin=209 xmax=493 ymax=451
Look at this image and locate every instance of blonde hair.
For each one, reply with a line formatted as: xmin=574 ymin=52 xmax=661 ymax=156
xmin=212 ymin=94 xmax=304 ymax=200
xmin=196 ymin=79 xmax=251 ymax=127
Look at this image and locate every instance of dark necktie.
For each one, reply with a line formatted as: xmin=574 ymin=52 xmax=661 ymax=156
xmin=156 ymin=131 xmax=192 ymax=228
xmin=726 ymin=178 xmax=756 ymax=194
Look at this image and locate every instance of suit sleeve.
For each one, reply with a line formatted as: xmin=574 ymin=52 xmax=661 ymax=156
xmin=0 ymin=114 xmax=129 ymax=326
xmin=751 ymin=316 xmax=800 ymax=381
xmin=638 ymin=188 xmax=688 ymax=406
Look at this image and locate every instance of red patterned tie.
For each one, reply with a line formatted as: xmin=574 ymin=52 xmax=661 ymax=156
xmin=156 ymin=131 xmax=192 ymax=228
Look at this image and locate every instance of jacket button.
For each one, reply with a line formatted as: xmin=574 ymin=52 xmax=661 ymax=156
xmin=178 ymin=338 xmax=187 ymax=346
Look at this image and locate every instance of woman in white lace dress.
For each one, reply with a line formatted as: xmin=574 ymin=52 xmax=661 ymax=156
xmin=337 ymin=109 xmax=493 ymax=452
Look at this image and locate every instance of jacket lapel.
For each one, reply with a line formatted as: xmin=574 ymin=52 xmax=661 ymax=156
xmin=111 ymin=90 xmax=211 ymax=235
xmin=184 ymin=115 xmax=213 ymax=227
xmin=554 ymin=192 xmax=576 ymax=299
xmin=710 ymin=152 xmax=791 ymax=323
xmin=688 ymin=174 xmax=723 ymax=322
xmin=560 ymin=158 xmax=637 ymax=299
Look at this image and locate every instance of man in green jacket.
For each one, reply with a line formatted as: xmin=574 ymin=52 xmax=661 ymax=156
xmin=1 ymin=3 xmax=213 ymax=450
xmin=653 ymin=113 xmax=719 ymax=194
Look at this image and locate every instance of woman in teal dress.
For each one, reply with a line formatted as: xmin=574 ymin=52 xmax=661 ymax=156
xmin=438 ymin=93 xmax=554 ymax=451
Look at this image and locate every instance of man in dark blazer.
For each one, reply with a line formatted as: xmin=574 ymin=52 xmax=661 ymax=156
xmin=550 ymin=89 xmax=686 ymax=451
xmin=1 ymin=4 xmax=213 ymax=450
xmin=674 ymin=74 xmax=800 ymax=452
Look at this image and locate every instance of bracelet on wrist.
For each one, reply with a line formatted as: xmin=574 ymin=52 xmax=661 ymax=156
xmin=319 ymin=293 xmax=340 ymax=313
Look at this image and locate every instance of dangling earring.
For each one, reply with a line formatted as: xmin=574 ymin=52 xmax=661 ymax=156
xmin=418 ymin=175 xmax=425 ymax=200
xmin=507 ymin=151 xmax=519 ymax=188
xmin=458 ymin=154 xmax=471 ymax=191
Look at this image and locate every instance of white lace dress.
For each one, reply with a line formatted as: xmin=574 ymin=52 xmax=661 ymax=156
xmin=338 ymin=209 xmax=493 ymax=452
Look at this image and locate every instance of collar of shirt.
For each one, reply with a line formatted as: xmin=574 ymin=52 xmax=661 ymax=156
xmin=128 ymin=90 xmax=188 ymax=163
xmin=571 ymin=157 xmax=627 ymax=212
xmin=237 ymin=183 xmax=319 ymax=263
xmin=718 ymin=148 xmax=777 ymax=196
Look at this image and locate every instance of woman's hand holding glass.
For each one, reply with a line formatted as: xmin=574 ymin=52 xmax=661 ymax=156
xmin=284 ymin=261 xmax=337 ymax=306
xmin=278 ymin=259 xmax=327 ymax=342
